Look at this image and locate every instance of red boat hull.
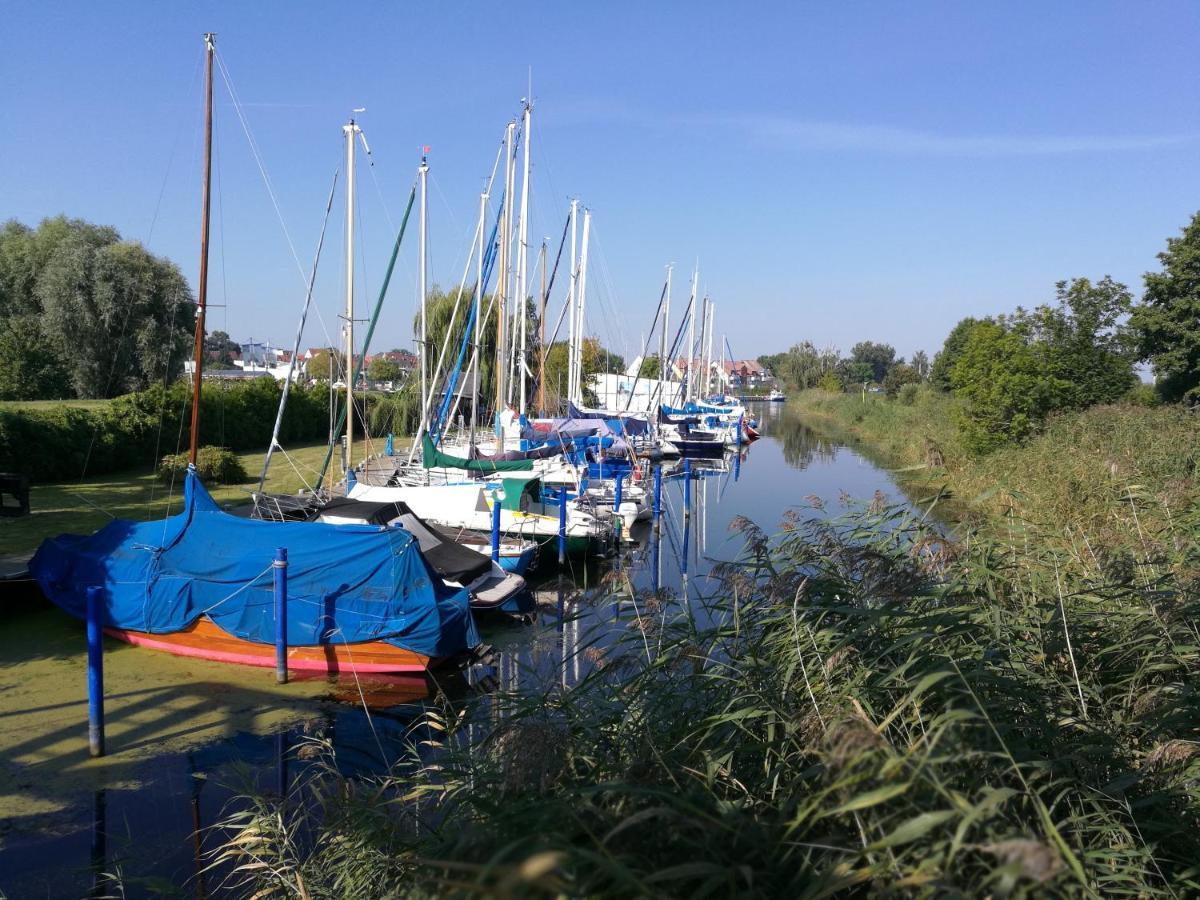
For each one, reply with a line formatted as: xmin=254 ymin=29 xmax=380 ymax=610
xmin=106 ymin=617 xmax=432 ymax=674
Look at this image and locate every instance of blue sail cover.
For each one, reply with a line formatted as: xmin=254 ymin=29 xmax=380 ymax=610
xmin=566 ymin=402 xmax=651 ymax=436
xmin=29 ymin=471 xmax=479 ymax=659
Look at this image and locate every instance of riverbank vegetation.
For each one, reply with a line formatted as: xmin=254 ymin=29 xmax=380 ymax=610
xmin=213 ymin=489 xmax=1200 ymax=896
xmin=764 ymin=209 xmax=1200 ymax=456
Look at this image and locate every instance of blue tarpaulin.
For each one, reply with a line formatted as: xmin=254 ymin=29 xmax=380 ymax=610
xmin=29 ymin=471 xmax=479 ymax=659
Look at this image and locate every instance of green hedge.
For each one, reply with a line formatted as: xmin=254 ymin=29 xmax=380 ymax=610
xmin=0 ymin=379 xmax=360 ymax=482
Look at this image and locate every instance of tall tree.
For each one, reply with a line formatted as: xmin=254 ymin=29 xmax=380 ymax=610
xmin=1130 ymin=210 xmax=1200 ymax=402
xmin=1019 ymin=277 xmax=1135 ymax=408
xmin=930 ymin=317 xmax=983 ymax=391
xmin=911 ymin=350 xmax=930 ymax=380
xmin=0 ymin=216 xmax=193 ymax=399
xmin=849 ymin=341 xmax=896 ymax=383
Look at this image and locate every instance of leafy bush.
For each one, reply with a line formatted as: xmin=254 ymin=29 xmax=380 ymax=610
xmin=897 ymin=382 xmax=919 ymax=405
xmin=817 ymin=370 xmax=843 ymax=393
xmin=1124 ymin=382 xmax=1162 ymax=408
xmin=158 ymin=446 xmax=248 ymax=484
xmin=883 ymin=362 xmax=920 ymax=397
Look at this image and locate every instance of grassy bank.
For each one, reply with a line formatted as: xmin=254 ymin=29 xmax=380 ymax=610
xmin=790 ymin=387 xmax=1200 ymax=552
xmin=214 ymin=497 xmax=1200 ymax=896
xmin=0 ymin=437 xmax=406 ymax=558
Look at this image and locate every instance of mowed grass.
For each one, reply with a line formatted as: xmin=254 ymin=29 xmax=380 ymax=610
xmin=0 ymin=438 xmax=408 ymax=559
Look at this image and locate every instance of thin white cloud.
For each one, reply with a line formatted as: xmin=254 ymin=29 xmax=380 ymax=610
xmin=551 ymin=102 xmax=1199 ymax=157
xmin=672 ymin=111 xmax=1200 ymax=157
xmin=723 ymin=115 xmax=1198 ymax=156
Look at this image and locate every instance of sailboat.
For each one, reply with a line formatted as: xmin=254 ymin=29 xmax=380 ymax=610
xmin=29 ymin=35 xmax=481 ymax=674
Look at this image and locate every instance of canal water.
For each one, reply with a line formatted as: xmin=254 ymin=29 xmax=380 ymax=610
xmin=0 ymin=403 xmax=914 ymax=897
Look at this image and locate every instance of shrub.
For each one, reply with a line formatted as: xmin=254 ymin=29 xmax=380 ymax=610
xmin=0 ymin=379 xmax=341 ymax=481
xmin=883 ymin=363 xmax=920 ymax=397
xmin=816 ymin=371 xmax=843 ymax=393
xmin=898 ymin=382 xmax=919 ymax=405
xmin=1124 ymin=382 xmax=1162 ymax=408
xmin=159 ymin=446 xmax=248 ymax=484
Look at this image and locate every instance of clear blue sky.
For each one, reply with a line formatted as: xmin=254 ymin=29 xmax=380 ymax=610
xmin=4 ymin=2 xmax=1199 ymax=364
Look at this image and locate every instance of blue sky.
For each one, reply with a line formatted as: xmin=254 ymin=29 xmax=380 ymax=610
xmin=4 ymin=2 xmax=1199 ymax=364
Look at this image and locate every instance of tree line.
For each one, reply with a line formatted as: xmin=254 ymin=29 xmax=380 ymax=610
xmin=765 ymin=210 xmax=1200 ymax=453
xmin=0 ymin=216 xmax=195 ymax=400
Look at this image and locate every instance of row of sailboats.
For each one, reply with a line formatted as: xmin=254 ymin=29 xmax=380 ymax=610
xmin=30 ymin=33 xmax=760 ymax=677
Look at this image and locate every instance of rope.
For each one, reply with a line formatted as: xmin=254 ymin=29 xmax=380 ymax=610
xmin=213 ymin=50 xmax=308 ymax=289
xmin=197 ymin=563 xmax=274 ymax=615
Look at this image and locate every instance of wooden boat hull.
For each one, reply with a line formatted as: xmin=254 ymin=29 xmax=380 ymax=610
xmin=106 ymin=616 xmax=432 ymax=674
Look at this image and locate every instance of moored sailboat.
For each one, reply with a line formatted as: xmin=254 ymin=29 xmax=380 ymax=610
xmin=29 ymin=35 xmax=482 ymax=675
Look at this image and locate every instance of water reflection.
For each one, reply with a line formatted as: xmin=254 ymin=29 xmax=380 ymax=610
xmin=774 ymin=406 xmax=842 ymax=470
xmin=3 ymin=403 xmax=918 ymax=894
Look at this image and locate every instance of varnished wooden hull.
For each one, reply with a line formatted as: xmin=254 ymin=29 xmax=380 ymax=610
xmin=105 ymin=616 xmax=432 ymax=674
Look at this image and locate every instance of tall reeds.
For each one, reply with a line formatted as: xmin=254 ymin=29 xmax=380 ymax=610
xmin=213 ymin=492 xmax=1200 ymax=897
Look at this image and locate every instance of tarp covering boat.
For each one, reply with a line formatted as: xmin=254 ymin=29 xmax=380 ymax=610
xmin=422 ymin=434 xmax=534 ymax=472
xmin=567 ymin=402 xmax=651 ymax=436
xmin=29 ymin=470 xmax=479 ymax=659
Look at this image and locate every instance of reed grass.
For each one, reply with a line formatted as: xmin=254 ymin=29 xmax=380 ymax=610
xmin=211 ymin=487 xmax=1200 ymax=897
xmin=790 ymin=388 xmax=1199 ymax=555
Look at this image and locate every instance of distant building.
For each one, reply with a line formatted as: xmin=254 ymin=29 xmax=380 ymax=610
xmin=723 ymin=359 xmax=767 ymax=389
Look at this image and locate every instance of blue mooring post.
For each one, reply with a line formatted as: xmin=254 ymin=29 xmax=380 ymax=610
xmin=274 ymin=548 xmax=288 ymax=685
xmin=557 ymin=488 xmax=567 ymax=566
xmin=736 ymin=416 xmax=742 ymax=447
xmin=86 ymin=586 xmax=105 ymax=758
xmin=653 ymin=465 xmax=662 ymax=518
xmin=491 ymin=492 xmax=501 ymax=562
xmin=683 ymin=458 xmax=692 ymax=518
xmin=614 ymin=473 xmax=623 ymax=512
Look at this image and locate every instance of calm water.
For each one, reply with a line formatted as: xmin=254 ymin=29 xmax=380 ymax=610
xmin=0 ymin=403 xmax=911 ymax=897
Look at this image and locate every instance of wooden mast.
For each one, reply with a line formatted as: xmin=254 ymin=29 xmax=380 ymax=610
xmin=188 ymin=33 xmax=215 ymax=466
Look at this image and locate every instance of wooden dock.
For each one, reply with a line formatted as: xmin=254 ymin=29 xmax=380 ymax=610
xmin=0 ymin=554 xmax=30 ymax=581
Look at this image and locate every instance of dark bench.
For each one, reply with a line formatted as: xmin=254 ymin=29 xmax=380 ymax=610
xmin=0 ymin=473 xmax=30 ymax=517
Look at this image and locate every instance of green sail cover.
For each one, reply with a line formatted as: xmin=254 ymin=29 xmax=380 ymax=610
xmin=422 ymin=434 xmax=533 ymax=473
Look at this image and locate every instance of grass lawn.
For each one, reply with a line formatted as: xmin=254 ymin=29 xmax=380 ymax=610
xmin=0 ymin=438 xmax=408 ymax=559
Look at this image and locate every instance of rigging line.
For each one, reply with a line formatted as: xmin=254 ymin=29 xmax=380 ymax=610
xmin=215 ymin=111 xmax=229 ymax=447
xmin=159 ymin=388 xmax=193 ymax=546
xmin=197 ymin=563 xmax=274 ymax=615
xmin=212 ymin=49 xmax=308 ymax=287
xmin=316 ymin=179 xmax=418 ymax=489
xmin=259 ymin=167 xmax=339 ymax=491
xmin=145 ymin=292 xmax=188 ymax=519
xmin=146 ymin=45 xmax=205 ymax=247
xmin=357 ymin=128 xmax=396 ymax=233
xmin=621 ymin=279 xmax=669 ymax=413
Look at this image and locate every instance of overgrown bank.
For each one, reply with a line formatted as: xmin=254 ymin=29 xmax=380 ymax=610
xmin=790 ymin=388 xmax=1199 ymax=552
xmin=215 ymin=493 xmax=1200 ymax=896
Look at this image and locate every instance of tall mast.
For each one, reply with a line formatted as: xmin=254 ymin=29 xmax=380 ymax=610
xmin=515 ymin=100 xmax=532 ymax=416
xmin=537 ymin=239 xmax=547 ymax=417
xmin=719 ymin=331 xmax=725 ymax=398
xmin=495 ymin=121 xmax=514 ymax=444
xmin=566 ymin=199 xmax=578 ymax=411
xmin=658 ymin=264 xmax=672 ymax=407
xmin=574 ymin=209 xmax=592 ymax=406
xmin=704 ymin=299 xmax=715 ymax=398
xmin=685 ymin=268 xmax=697 ymax=403
xmin=418 ymin=151 xmax=429 ymax=436
xmin=188 ymin=32 xmax=215 ymax=466
xmin=343 ymin=114 xmax=361 ymax=472
xmin=470 ymin=191 xmax=487 ymax=451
